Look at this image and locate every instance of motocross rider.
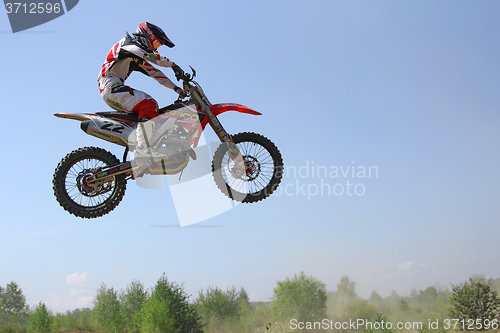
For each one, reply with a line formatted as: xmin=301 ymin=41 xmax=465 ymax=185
xmin=98 ymin=22 xmax=184 ymax=159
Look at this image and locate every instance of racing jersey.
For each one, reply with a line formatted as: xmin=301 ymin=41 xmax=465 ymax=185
xmin=98 ymin=34 xmax=176 ymax=91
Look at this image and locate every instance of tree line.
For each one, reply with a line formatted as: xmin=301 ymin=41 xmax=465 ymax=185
xmin=1 ymin=273 xmax=499 ymax=333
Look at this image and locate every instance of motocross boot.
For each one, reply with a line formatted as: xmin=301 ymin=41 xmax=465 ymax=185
xmin=134 ymin=119 xmax=167 ymax=160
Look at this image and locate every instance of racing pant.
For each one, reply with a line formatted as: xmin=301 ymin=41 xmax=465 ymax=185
xmin=99 ymin=76 xmax=158 ymax=120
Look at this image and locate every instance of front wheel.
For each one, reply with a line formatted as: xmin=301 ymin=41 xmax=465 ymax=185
xmin=212 ymin=132 xmax=283 ymax=203
xmin=53 ymin=147 xmax=127 ymax=218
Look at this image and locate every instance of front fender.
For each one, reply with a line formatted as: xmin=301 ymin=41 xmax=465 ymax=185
xmin=210 ymin=103 xmax=262 ymax=117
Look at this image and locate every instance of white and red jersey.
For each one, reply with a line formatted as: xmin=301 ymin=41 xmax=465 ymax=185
xmin=98 ymin=34 xmax=177 ymax=91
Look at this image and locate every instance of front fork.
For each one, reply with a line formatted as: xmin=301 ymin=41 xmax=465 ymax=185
xmin=203 ymin=112 xmax=245 ymax=174
xmin=194 ymin=91 xmax=245 ymax=166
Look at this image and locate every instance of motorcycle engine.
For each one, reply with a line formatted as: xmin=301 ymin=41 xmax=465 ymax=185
xmin=149 ymin=125 xmax=190 ymax=175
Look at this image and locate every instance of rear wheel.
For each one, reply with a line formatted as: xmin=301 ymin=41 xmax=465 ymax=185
xmin=212 ymin=132 xmax=283 ymax=203
xmin=53 ymin=147 xmax=126 ymax=218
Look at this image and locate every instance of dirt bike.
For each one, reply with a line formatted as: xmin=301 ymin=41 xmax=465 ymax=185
xmin=52 ymin=67 xmax=284 ymax=218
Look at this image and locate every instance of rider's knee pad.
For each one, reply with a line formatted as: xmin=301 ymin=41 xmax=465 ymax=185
xmin=133 ymin=99 xmax=159 ymax=120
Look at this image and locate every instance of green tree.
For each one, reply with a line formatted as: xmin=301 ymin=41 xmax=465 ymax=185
xmin=28 ymin=302 xmax=52 ymax=333
xmin=51 ymin=308 xmax=93 ymax=333
xmin=327 ymin=275 xmax=359 ymax=321
xmin=74 ymin=308 xmax=93 ymax=331
xmin=492 ymin=278 xmax=500 ymax=297
xmin=369 ymin=291 xmax=383 ymax=306
xmin=271 ymin=271 xmax=327 ymax=324
xmin=399 ymin=298 xmax=410 ymax=313
xmin=0 ymin=285 xmax=4 ymax=325
xmin=0 ymin=281 xmax=29 ymax=326
xmin=414 ymin=286 xmax=438 ymax=312
xmin=140 ymin=274 xmax=203 ymax=333
xmin=336 ymin=276 xmax=357 ymax=301
xmin=449 ymin=275 xmax=500 ymax=330
xmin=371 ymin=314 xmax=393 ymax=333
xmin=141 ymin=296 xmax=176 ymax=333
xmin=194 ymin=286 xmax=254 ymax=332
xmin=92 ymin=284 xmax=126 ymax=333
xmin=195 ymin=286 xmax=249 ymax=321
xmin=62 ymin=310 xmax=76 ymax=331
xmin=120 ymin=280 xmax=147 ymax=333
xmin=238 ymin=287 xmax=249 ymax=304
xmin=347 ymin=298 xmax=378 ymax=322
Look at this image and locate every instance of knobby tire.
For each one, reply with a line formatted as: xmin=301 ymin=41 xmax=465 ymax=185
xmin=53 ymin=147 xmax=126 ymax=218
xmin=212 ymin=132 xmax=283 ymax=203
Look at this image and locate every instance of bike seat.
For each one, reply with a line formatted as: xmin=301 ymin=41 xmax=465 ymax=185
xmin=95 ymin=101 xmax=184 ymax=121
xmin=159 ymin=101 xmax=184 ymax=114
xmin=95 ymin=111 xmax=139 ymax=122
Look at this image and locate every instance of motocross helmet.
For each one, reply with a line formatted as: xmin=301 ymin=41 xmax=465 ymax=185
xmin=134 ymin=22 xmax=174 ymax=50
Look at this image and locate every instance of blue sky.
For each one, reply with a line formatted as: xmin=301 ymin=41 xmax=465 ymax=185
xmin=1 ymin=0 xmax=499 ymax=312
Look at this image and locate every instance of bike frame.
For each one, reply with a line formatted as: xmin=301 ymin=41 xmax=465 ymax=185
xmin=54 ymin=69 xmax=262 ymax=184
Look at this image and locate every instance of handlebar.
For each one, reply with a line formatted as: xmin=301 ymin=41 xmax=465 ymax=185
xmin=174 ymin=66 xmax=198 ymax=101
xmin=176 ymin=65 xmax=196 ymax=83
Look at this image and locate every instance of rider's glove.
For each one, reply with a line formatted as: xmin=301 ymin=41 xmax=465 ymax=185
xmin=172 ymin=64 xmax=184 ymax=81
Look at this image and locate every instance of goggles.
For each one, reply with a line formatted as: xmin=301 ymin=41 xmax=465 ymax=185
xmin=152 ymin=39 xmax=162 ymax=50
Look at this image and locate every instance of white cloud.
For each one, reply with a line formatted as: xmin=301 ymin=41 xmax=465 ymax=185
xmin=398 ymin=261 xmax=415 ymax=271
xmin=66 ymin=272 xmax=89 ymax=287
xmin=397 ymin=261 xmax=428 ymax=273
xmin=45 ymin=272 xmax=94 ymax=312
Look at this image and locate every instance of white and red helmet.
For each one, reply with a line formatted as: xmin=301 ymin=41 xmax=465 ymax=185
xmin=135 ymin=22 xmax=174 ymax=50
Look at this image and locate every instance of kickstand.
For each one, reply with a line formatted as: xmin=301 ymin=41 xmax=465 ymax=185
xmin=178 ymin=170 xmax=183 ymax=181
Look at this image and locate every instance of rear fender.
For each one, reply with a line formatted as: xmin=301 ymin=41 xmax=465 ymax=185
xmin=54 ymin=112 xmax=95 ymax=122
xmin=54 ymin=113 xmax=131 ymax=147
